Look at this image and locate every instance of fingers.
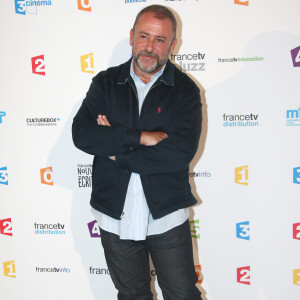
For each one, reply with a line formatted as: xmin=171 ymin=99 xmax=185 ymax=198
xmin=97 ymin=115 xmax=111 ymax=127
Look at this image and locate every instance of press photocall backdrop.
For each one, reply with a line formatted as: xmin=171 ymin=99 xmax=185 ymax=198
xmin=0 ymin=0 xmax=299 ymax=299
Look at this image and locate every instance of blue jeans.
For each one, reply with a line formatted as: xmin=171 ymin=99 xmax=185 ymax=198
xmin=100 ymin=220 xmax=202 ymax=300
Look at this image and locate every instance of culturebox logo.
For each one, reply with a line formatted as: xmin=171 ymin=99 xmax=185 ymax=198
xmin=294 ymin=167 xmax=300 ymax=184
xmin=171 ymin=52 xmax=205 ymax=72
xmin=14 ymin=0 xmax=52 ymax=15
xmin=189 ymin=170 xmax=211 ymax=178
xmin=34 ymin=222 xmax=66 ymax=235
xmin=234 ymin=0 xmax=249 ymax=6
xmin=26 ymin=117 xmax=60 ymax=126
xmin=89 ymin=266 xmax=109 ymax=275
xmin=235 ymin=165 xmax=249 ymax=186
xmin=291 ymin=46 xmax=300 ymax=67
xmin=3 ymin=260 xmax=16 ymax=278
xmin=0 ymin=218 xmax=13 ymax=236
xmin=36 ymin=267 xmax=70 ymax=273
xmin=81 ymin=53 xmax=94 ymax=74
xmin=189 ymin=219 xmax=200 ymax=239
xmin=40 ymin=167 xmax=53 ymax=186
xmin=78 ymin=164 xmax=92 ymax=188
xmin=237 ymin=266 xmax=250 ymax=285
xmin=78 ymin=0 xmax=91 ymax=11
xmin=223 ymin=113 xmax=259 ymax=127
xmin=236 ymin=221 xmax=250 ymax=240
xmin=0 ymin=167 xmax=8 ymax=185
xmin=31 ymin=55 xmax=45 ymax=75
xmin=87 ymin=220 xmax=101 ymax=238
xmin=0 ymin=111 xmax=6 ymax=123
xmin=293 ymin=269 xmax=300 ymax=286
xmin=286 ymin=108 xmax=300 ymax=126
xmin=293 ymin=223 xmax=300 ymax=240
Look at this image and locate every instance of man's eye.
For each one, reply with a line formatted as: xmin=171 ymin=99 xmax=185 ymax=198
xmin=140 ymin=35 xmax=147 ymax=39
xmin=157 ymin=39 xmax=164 ymax=43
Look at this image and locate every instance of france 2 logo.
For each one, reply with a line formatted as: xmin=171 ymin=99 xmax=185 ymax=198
xmin=236 ymin=221 xmax=250 ymax=240
xmin=0 ymin=218 xmax=13 ymax=236
xmin=31 ymin=55 xmax=45 ymax=76
xmin=237 ymin=266 xmax=250 ymax=285
xmin=293 ymin=223 xmax=300 ymax=240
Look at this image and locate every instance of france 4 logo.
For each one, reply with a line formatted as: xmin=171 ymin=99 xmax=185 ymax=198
xmin=293 ymin=167 xmax=300 ymax=184
xmin=291 ymin=46 xmax=300 ymax=67
xmin=0 ymin=218 xmax=13 ymax=236
xmin=236 ymin=221 xmax=250 ymax=240
xmin=0 ymin=167 xmax=8 ymax=185
xmin=0 ymin=111 xmax=6 ymax=124
xmin=87 ymin=220 xmax=101 ymax=238
xmin=3 ymin=260 xmax=16 ymax=278
xmin=237 ymin=266 xmax=250 ymax=285
xmin=14 ymin=0 xmax=52 ymax=15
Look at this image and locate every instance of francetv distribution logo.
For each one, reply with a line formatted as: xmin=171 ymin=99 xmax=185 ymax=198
xmin=286 ymin=107 xmax=300 ymax=126
xmin=34 ymin=222 xmax=66 ymax=235
xmin=171 ymin=52 xmax=205 ymax=72
xmin=223 ymin=113 xmax=259 ymax=127
xmin=14 ymin=0 xmax=53 ymax=15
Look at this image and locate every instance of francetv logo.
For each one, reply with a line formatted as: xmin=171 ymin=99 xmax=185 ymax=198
xmin=223 ymin=113 xmax=259 ymax=127
xmin=286 ymin=107 xmax=300 ymax=126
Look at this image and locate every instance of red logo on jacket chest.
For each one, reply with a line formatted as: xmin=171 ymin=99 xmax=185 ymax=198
xmin=157 ymin=107 xmax=161 ymax=113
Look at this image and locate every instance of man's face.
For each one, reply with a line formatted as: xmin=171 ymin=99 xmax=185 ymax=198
xmin=130 ymin=12 xmax=177 ymax=75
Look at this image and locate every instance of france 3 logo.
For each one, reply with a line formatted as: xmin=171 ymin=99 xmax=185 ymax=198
xmin=40 ymin=167 xmax=53 ymax=186
xmin=0 ymin=111 xmax=6 ymax=124
xmin=234 ymin=0 xmax=249 ymax=6
xmin=291 ymin=46 xmax=300 ymax=68
xmin=14 ymin=0 xmax=52 ymax=16
xmin=294 ymin=167 xmax=300 ymax=184
xmin=236 ymin=221 xmax=250 ymax=240
xmin=78 ymin=0 xmax=91 ymax=12
xmin=237 ymin=266 xmax=250 ymax=285
xmin=3 ymin=260 xmax=16 ymax=278
xmin=235 ymin=165 xmax=248 ymax=186
xmin=31 ymin=55 xmax=45 ymax=76
xmin=0 ymin=218 xmax=13 ymax=237
xmin=0 ymin=167 xmax=8 ymax=185
xmin=81 ymin=53 xmax=94 ymax=74
xmin=87 ymin=220 xmax=101 ymax=238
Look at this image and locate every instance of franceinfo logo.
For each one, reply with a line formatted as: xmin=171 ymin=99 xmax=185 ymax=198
xmin=189 ymin=171 xmax=211 ymax=178
xmin=171 ymin=52 xmax=205 ymax=72
xmin=223 ymin=113 xmax=259 ymax=127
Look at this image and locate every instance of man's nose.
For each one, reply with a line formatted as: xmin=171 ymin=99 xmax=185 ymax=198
xmin=145 ymin=39 xmax=155 ymax=52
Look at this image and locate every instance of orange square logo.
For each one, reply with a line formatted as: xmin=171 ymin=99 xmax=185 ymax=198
xmin=40 ymin=167 xmax=53 ymax=186
xmin=78 ymin=0 xmax=91 ymax=12
xmin=234 ymin=0 xmax=249 ymax=6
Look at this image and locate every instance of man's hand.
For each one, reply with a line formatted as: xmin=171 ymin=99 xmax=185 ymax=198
xmin=97 ymin=115 xmax=115 ymax=160
xmin=140 ymin=131 xmax=168 ymax=146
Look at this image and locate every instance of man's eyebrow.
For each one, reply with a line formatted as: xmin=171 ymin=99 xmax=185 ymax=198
xmin=139 ymin=31 xmax=167 ymax=40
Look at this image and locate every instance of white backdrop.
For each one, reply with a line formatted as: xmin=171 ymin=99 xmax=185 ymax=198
xmin=1 ymin=0 xmax=300 ymax=299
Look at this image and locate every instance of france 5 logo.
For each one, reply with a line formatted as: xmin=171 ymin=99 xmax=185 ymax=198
xmin=236 ymin=221 xmax=250 ymax=240
xmin=87 ymin=220 xmax=101 ymax=238
xmin=293 ymin=167 xmax=300 ymax=184
xmin=0 ymin=167 xmax=8 ymax=185
xmin=237 ymin=266 xmax=250 ymax=285
xmin=3 ymin=260 xmax=16 ymax=278
xmin=189 ymin=219 xmax=200 ymax=239
xmin=0 ymin=218 xmax=13 ymax=236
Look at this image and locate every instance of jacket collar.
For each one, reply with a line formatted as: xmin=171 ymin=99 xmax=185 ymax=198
xmin=117 ymin=58 xmax=174 ymax=86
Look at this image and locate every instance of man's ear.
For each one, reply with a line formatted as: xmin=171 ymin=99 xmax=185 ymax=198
xmin=130 ymin=29 xmax=134 ymax=46
xmin=170 ymin=37 xmax=177 ymax=55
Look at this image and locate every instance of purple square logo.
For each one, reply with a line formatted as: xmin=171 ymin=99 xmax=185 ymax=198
xmin=291 ymin=46 xmax=300 ymax=67
xmin=87 ymin=220 xmax=101 ymax=238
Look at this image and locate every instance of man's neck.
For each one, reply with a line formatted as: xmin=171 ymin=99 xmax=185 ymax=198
xmin=133 ymin=61 xmax=164 ymax=84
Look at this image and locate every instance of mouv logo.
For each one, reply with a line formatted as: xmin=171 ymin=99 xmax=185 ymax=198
xmin=286 ymin=107 xmax=300 ymax=126
xmin=291 ymin=46 xmax=300 ymax=67
xmin=78 ymin=0 xmax=91 ymax=12
xmin=234 ymin=0 xmax=249 ymax=6
xmin=40 ymin=167 xmax=53 ymax=186
xmin=235 ymin=165 xmax=248 ymax=186
xmin=14 ymin=0 xmax=53 ymax=16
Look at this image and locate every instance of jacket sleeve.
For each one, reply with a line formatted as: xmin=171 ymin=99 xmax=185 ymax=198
xmin=72 ymin=77 xmax=141 ymax=156
xmin=115 ymin=91 xmax=202 ymax=175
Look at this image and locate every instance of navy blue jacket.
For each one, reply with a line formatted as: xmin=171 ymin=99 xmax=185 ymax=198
xmin=72 ymin=58 xmax=202 ymax=220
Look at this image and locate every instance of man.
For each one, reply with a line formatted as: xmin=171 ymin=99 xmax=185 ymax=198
xmin=72 ymin=5 xmax=202 ymax=300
